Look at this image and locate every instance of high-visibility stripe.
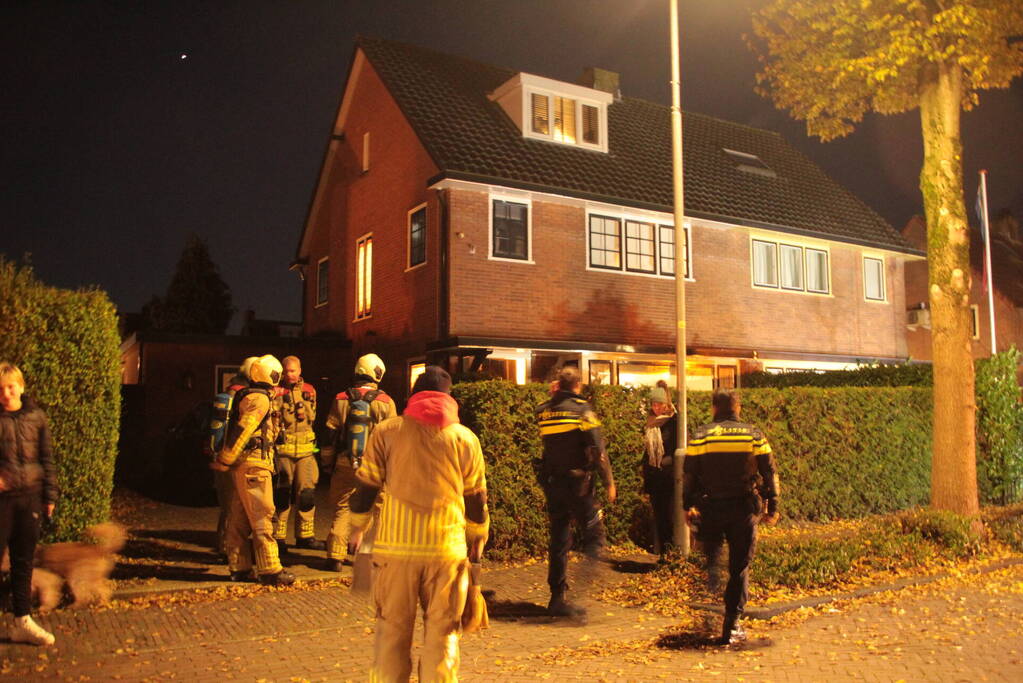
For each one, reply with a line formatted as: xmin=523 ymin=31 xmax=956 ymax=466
xmin=539 ymin=418 xmax=581 ymax=427
xmin=374 ymin=493 xmax=468 ymax=560
xmin=540 ymin=423 xmax=582 ymax=436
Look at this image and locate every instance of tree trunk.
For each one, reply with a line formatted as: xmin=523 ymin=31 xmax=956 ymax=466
xmin=918 ymin=62 xmax=979 ymax=516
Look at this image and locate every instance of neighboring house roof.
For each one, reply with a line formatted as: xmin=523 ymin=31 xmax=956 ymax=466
xmin=354 ymin=35 xmax=918 ymax=255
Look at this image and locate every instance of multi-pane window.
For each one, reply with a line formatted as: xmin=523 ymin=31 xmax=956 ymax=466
xmin=806 ymin=249 xmax=829 ymax=294
xmin=316 ymin=257 xmax=329 ymax=307
xmin=355 ymin=235 xmax=372 ymax=320
xmin=589 ymin=215 xmax=621 ymax=269
xmin=625 ymin=220 xmax=656 ymax=274
xmin=492 ymin=199 xmax=529 ymax=260
xmin=753 ymin=238 xmax=830 ymax=295
xmin=780 ymin=244 xmax=804 ymax=290
xmin=588 ymin=215 xmax=690 ymax=278
xmin=527 ymin=91 xmax=602 ymax=149
xmin=863 ymin=256 xmax=885 ymax=301
xmin=408 ymin=206 xmax=426 ymax=268
xmin=752 ymin=240 xmax=778 ymax=287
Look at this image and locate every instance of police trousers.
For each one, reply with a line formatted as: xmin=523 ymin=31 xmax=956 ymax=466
xmin=544 ymin=476 xmax=606 ymax=594
xmin=369 ymin=557 xmax=468 ymax=683
xmin=697 ymin=497 xmax=758 ymax=619
xmin=225 ymin=465 xmax=283 ymax=576
xmin=272 ymin=454 xmax=319 ymax=541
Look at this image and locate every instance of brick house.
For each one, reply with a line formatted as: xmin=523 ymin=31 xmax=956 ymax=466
xmin=295 ymin=36 xmax=922 ymax=398
xmin=903 ymin=212 xmax=1023 ymax=362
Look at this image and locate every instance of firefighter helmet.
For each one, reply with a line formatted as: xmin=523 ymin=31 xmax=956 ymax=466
xmin=354 ymin=353 xmax=386 ymax=383
xmin=249 ymin=355 xmax=283 ymax=386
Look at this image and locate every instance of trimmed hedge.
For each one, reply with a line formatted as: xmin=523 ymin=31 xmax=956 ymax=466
xmin=0 ymin=260 xmax=121 ymax=541
xmin=454 ymin=381 xmax=933 ymax=559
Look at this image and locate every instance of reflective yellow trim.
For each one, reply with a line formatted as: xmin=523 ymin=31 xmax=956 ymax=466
xmin=540 ymin=423 xmax=581 ymax=435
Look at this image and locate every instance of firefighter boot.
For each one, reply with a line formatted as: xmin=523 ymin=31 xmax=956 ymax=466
xmin=259 ymin=569 xmax=297 ymax=587
xmin=295 ymin=537 xmax=325 ymax=551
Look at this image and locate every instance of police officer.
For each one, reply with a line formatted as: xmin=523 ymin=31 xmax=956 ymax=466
xmin=271 ymin=355 xmax=323 ymax=554
xmin=684 ymin=390 xmax=779 ymax=645
xmin=320 ymin=353 xmax=396 ymax=572
xmin=535 ymin=365 xmax=616 ymax=617
xmin=216 ymin=354 xmax=296 ymax=586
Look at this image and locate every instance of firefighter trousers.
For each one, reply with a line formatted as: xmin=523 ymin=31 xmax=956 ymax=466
xmin=325 ymin=456 xmax=358 ymax=560
xmin=225 ymin=465 xmax=283 ymax=576
xmin=272 ymin=454 xmax=319 ymax=541
xmin=369 ymin=557 xmax=468 ymax=683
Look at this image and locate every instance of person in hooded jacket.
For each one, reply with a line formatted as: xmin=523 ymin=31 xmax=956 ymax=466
xmin=0 ymin=362 xmax=59 ymax=646
xmin=641 ymin=380 xmax=678 ymax=558
xmin=347 ymin=366 xmax=489 ymax=683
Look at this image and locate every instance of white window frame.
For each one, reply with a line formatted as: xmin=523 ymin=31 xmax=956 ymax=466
xmin=315 ymin=256 xmax=329 ymax=308
xmin=779 ymin=243 xmax=805 ymax=291
xmin=752 ymin=237 xmax=831 ymax=295
xmin=585 ymin=209 xmax=692 ymax=281
xmin=863 ymin=255 xmax=886 ymax=302
xmin=355 ymin=233 xmax=373 ymax=321
xmin=406 ymin=203 xmax=427 ymax=271
xmin=624 ymin=220 xmax=657 ymax=275
xmin=524 ymin=87 xmax=607 ymax=152
xmin=488 ymin=195 xmax=534 ymax=264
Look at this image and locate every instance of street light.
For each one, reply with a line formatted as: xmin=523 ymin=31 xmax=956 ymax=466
xmin=669 ymin=0 xmax=690 ymax=556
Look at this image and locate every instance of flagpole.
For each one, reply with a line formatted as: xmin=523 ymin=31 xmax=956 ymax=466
xmin=979 ymin=170 xmax=997 ymax=354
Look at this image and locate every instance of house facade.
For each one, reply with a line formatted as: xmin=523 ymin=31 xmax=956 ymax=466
xmin=296 ymin=37 xmax=922 ymax=398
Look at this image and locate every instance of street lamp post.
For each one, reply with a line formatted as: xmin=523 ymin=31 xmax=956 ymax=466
xmin=669 ymin=0 xmax=690 ymax=556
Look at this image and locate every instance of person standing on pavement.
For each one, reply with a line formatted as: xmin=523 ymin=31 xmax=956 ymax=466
xmin=0 ymin=362 xmax=59 ymax=646
xmin=684 ymin=389 xmax=779 ymax=645
xmin=320 ymin=353 xmax=395 ymax=572
xmin=216 ymin=354 xmax=295 ymax=586
xmin=271 ymin=355 xmax=323 ymax=555
xmin=347 ymin=365 xmax=489 ymax=682
xmin=535 ymin=365 xmax=616 ymax=617
xmin=641 ymin=379 xmax=678 ymax=558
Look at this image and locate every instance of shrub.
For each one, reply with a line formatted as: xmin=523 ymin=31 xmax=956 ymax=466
xmin=976 ymin=348 xmax=1023 ymax=504
xmin=0 ymin=259 xmax=121 ymax=541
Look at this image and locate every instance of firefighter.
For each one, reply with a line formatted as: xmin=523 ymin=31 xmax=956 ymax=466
xmin=216 ymin=354 xmax=295 ymax=585
xmin=684 ymin=389 xmax=779 ymax=645
xmin=320 ymin=353 xmax=396 ymax=571
xmin=535 ymin=365 xmax=616 ymax=617
xmin=271 ymin=355 xmax=323 ymax=554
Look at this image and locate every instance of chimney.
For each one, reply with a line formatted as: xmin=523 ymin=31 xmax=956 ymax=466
xmin=579 ymin=67 xmax=620 ymax=99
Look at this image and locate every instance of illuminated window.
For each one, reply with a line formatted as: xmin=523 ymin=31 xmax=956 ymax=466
xmin=315 ymin=257 xmax=329 ymax=307
xmin=780 ymin=244 xmax=804 ymax=291
xmin=408 ymin=205 xmax=426 ymax=268
xmin=658 ymin=224 xmax=691 ymax=278
xmin=752 ymin=240 xmax=778 ymax=288
xmin=863 ymin=256 xmax=885 ymax=301
xmin=408 ymin=362 xmax=425 ymax=392
xmin=806 ymin=249 xmax=829 ymax=294
xmin=753 ymin=238 xmax=829 ymax=295
xmin=355 ymin=234 xmax=372 ymax=320
xmin=523 ymin=89 xmax=604 ymax=150
xmin=552 ymin=96 xmax=576 ymax=143
xmin=531 ymin=93 xmax=549 ymax=135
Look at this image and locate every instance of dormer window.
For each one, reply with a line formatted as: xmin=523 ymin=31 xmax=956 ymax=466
xmin=491 ymin=73 xmax=612 ymax=152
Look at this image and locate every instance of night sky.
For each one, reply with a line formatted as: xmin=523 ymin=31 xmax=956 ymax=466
xmin=4 ymin=1 xmax=1021 ymax=328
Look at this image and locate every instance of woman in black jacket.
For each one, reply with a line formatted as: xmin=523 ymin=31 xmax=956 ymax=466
xmin=641 ymin=380 xmax=678 ymax=558
xmin=1 ymin=362 xmax=58 ymax=646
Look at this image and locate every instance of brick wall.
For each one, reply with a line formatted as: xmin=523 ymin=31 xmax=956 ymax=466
xmin=448 ymin=188 xmax=908 ymax=359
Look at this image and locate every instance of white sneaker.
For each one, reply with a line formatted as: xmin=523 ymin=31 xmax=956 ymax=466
xmin=10 ymin=615 xmax=55 ymax=646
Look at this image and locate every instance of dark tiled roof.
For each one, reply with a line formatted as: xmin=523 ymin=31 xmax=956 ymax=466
xmin=358 ymin=36 xmax=916 ymax=254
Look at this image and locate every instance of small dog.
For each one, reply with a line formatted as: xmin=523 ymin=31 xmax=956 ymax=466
xmin=32 ymin=522 xmax=128 ymax=610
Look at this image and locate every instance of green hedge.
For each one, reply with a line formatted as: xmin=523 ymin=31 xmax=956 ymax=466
xmin=0 ymin=260 xmax=121 ymax=541
xmin=454 ymin=381 xmax=933 ymax=559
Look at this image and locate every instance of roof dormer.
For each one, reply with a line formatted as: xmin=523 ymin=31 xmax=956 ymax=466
xmin=490 ymin=72 xmax=613 ymax=153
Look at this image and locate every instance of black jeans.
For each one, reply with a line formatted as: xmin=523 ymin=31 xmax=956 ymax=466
xmin=544 ymin=476 xmax=606 ymax=594
xmin=0 ymin=492 xmax=43 ymax=617
xmin=698 ymin=497 xmax=758 ymax=619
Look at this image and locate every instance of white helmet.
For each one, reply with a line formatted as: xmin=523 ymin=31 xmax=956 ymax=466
xmin=239 ymin=356 xmax=260 ymax=379
xmin=249 ymin=355 xmax=283 ymax=386
xmin=354 ymin=353 xmax=386 ymax=383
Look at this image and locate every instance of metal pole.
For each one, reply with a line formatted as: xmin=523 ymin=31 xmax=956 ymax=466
xmin=669 ymin=0 xmax=690 ymax=556
xmin=979 ymin=170 xmax=997 ymax=354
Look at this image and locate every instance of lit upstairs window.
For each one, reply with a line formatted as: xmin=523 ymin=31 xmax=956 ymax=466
xmin=491 ymin=73 xmax=613 ymax=152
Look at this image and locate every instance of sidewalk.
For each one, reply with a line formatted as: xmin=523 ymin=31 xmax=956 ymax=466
xmin=1 ymin=489 xmax=1021 ymax=681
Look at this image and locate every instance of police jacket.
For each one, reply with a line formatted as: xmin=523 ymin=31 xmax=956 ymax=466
xmin=273 ymin=378 xmax=317 ymax=457
xmin=0 ymin=397 xmax=59 ymax=504
xmin=683 ymin=413 xmax=778 ymax=514
xmin=535 ymin=390 xmax=614 ymax=488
